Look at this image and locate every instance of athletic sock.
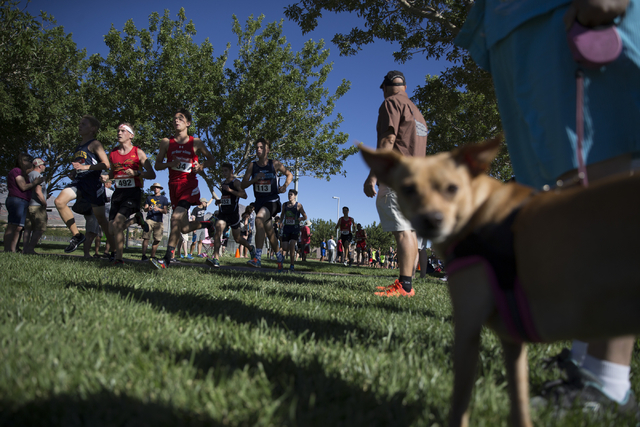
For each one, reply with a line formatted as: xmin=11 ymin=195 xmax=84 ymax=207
xmin=165 ymin=246 xmax=175 ymax=261
xmin=399 ymin=275 xmax=412 ymax=293
xmin=582 ymin=354 xmax=631 ymax=403
xmin=276 ymin=252 xmax=284 ymax=263
xmin=256 ymin=248 xmax=262 ymax=262
xmin=570 ymin=340 xmax=588 ymax=365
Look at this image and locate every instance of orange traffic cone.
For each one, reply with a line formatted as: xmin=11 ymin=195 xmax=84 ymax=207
xmin=235 ymin=248 xmax=241 ymax=258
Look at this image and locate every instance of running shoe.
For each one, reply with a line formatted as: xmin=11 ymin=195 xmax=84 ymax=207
xmin=186 ymin=254 xmax=194 ymax=260
xmin=109 ymin=251 xmax=116 ymax=262
xmin=199 ymin=253 xmax=207 ymax=258
xmin=277 ymin=262 xmax=284 ymax=272
xmin=247 ymin=257 xmax=261 ymax=268
xmin=180 ymin=254 xmax=184 ymax=259
xmin=134 ymin=212 xmax=150 ymax=232
xmin=206 ymin=258 xmax=220 ymax=268
xmin=531 ymin=363 xmax=639 ymax=419
xmin=64 ymin=233 xmax=85 ymax=253
xmin=92 ymin=254 xmax=102 ymax=259
xmin=249 ymin=245 xmax=256 ymax=259
xmin=374 ymin=279 xmax=415 ymax=297
xmin=149 ymin=258 xmax=166 ymax=269
xmin=289 ymin=265 xmax=295 ymax=273
xmin=344 ymin=261 xmax=348 ymax=266
xmin=141 ymin=254 xmax=148 ymax=261
xmin=113 ymin=259 xmax=124 ymax=267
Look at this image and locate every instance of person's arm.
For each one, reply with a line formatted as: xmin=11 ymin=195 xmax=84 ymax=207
xmin=193 ymin=138 xmax=214 ymax=172
xmin=14 ymin=174 xmax=43 ymax=192
xmin=155 ymin=138 xmax=179 ymax=171
xmin=273 ymin=160 xmax=293 ymax=193
xmin=144 ymin=200 xmax=151 ymax=212
xmin=227 ymin=180 xmax=248 ymax=199
xmin=335 ymin=218 xmax=341 ymax=231
xmin=73 ymin=140 xmax=110 ymax=172
xmin=161 ymin=200 xmax=169 ymax=214
xmin=563 ymin=0 xmax=630 ymax=29
xmin=240 ymin=162 xmax=257 ymax=189
xmin=34 ymin=182 xmax=46 ymax=206
xmin=299 ymin=204 xmax=308 ymax=222
xmin=137 ymin=149 xmax=157 ymax=180
xmin=364 ymin=130 xmax=396 ymax=197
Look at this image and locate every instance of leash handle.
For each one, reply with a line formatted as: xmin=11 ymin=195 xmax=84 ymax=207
xmin=575 ymin=69 xmax=589 ymax=187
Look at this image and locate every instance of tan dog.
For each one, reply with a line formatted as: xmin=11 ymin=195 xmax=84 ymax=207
xmin=361 ymin=137 xmax=640 ymax=427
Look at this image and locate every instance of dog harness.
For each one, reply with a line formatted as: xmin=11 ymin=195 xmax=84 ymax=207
xmin=445 ymin=207 xmax=543 ymax=343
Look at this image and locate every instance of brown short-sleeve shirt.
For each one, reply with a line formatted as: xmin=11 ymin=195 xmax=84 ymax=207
xmin=376 ymin=91 xmax=428 ymax=157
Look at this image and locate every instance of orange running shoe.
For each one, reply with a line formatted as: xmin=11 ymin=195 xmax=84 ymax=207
xmin=374 ymin=279 xmax=415 ymax=297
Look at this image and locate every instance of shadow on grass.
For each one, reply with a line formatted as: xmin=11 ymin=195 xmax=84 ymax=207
xmin=0 ymin=390 xmax=221 ymax=427
xmin=216 ymin=280 xmax=450 ymax=320
xmin=67 ymin=281 xmax=450 ymax=348
xmin=165 ymin=344 xmax=439 ymax=426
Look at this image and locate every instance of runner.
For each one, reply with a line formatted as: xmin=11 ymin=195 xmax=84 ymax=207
xmin=151 ymin=108 xmax=216 ymax=269
xmin=241 ymin=138 xmax=293 ymax=270
xmin=278 ymin=189 xmax=307 ymax=272
xmin=205 ymin=162 xmax=254 ymax=268
xmin=189 ymin=197 xmax=214 ymax=258
xmin=335 ymin=206 xmax=355 ymax=266
xmin=141 ymin=183 xmax=169 ymax=261
xmin=54 ymin=115 xmax=115 ymax=253
xmin=354 ymin=223 xmax=367 ymax=266
xmin=106 ymin=122 xmax=155 ymax=265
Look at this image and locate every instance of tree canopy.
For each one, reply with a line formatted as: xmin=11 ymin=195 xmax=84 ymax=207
xmin=1 ymin=4 xmax=356 ymax=197
xmin=285 ymin=0 xmax=511 ymax=179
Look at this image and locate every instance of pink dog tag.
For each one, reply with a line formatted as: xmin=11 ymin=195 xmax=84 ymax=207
xmin=567 ymin=22 xmax=622 ymax=68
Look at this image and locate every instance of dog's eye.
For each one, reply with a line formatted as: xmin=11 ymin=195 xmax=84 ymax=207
xmin=401 ymin=184 xmax=417 ymax=196
xmin=446 ymin=184 xmax=458 ymax=195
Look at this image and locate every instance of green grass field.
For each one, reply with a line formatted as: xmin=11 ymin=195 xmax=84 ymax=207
xmin=1 ymin=244 xmax=638 ymax=426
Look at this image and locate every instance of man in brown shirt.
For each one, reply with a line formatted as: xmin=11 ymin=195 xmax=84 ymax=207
xmin=364 ymin=70 xmax=428 ymax=297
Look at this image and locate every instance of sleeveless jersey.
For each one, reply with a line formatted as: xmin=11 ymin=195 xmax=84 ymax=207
xmin=282 ymin=202 xmax=301 ymax=234
xmin=73 ymin=139 xmax=101 ymax=181
xmin=355 ymin=229 xmax=366 ymax=242
xmin=220 ymin=178 xmax=240 ymax=214
xmin=339 ymin=216 xmax=354 ymax=235
xmin=167 ymin=136 xmax=198 ymax=183
xmin=109 ymin=146 xmax=143 ymax=189
xmin=251 ymin=159 xmax=278 ymax=202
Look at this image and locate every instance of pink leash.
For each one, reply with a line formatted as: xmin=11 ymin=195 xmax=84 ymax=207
xmin=567 ymin=22 xmax=623 ymax=187
xmin=575 ymin=70 xmax=588 ymax=187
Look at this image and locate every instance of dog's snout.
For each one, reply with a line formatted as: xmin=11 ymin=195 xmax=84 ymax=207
xmin=425 ymin=211 xmax=443 ymax=230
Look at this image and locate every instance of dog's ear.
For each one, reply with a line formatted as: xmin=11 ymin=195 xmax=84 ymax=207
xmin=452 ymin=135 xmax=503 ymax=176
xmin=360 ymin=145 xmax=403 ymax=185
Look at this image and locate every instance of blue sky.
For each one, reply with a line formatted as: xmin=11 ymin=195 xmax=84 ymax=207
xmin=24 ymin=0 xmax=449 ymax=227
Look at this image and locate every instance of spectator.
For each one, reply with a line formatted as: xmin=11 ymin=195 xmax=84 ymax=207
xmin=23 ymin=158 xmax=47 ymax=254
xmin=327 ymin=236 xmax=337 ymax=263
xmin=4 ymin=153 xmax=42 ymax=252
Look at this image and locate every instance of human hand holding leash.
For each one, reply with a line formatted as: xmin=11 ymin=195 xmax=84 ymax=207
xmin=564 ymin=0 xmax=629 ymax=29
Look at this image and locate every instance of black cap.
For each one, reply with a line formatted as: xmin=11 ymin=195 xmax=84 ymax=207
xmin=380 ymin=70 xmax=406 ymax=89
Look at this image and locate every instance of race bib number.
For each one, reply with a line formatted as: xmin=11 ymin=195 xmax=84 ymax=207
xmin=116 ymin=178 xmax=135 ymax=188
xmin=220 ymin=196 xmax=231 ymax=206
xmin=341 ymin=230 xmax=350 ymax=235
xmin=172 ymin=161 xmax=192 ymax=173
xmin=255 ymin=179 xmax=271 ymax=193
xmin=285 ymin=218 xmax=296 ymax=225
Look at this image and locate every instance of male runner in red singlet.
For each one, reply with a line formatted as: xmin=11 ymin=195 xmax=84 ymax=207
xmin=335 ymin=206 xmax=356 ymax=266
xmin=241 ymin=138 xmax=292 ymax=270
xmin=107 ymin=123 xmax=156 ymax=265
xmin=151 ymin=108 xmax=216 ymax=268
xmin=354 ymin=223 xmax=367 ymax=266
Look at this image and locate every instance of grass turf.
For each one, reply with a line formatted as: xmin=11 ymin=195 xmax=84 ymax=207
xmin=0 ymin=249 xmax=638 ymax=426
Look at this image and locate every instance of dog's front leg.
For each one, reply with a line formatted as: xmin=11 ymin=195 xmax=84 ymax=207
xmin=450 ymin=320 xmax=482 ymax=427
xmin=447 ymin=265 xmax=495 ymax=427
xmin=501 ymin=339 xmax=532 ymax=427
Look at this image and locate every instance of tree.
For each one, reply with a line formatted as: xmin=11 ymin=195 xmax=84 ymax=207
xmin=284 ymin=0 xmax=510 ymax=177
xmin=0 ymin=0 xmax=87 ymax=197
xmin=308 ymin=217 xmax=336 ymax=248
xmin=87 ymin=10 xmax=356 ymax=196
xmin=364 ymin=222 xmax=394 ymax=252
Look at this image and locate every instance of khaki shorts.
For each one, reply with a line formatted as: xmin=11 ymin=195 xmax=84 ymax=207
xmin=142 ymin=219 xmax=163 ymax=242
xmin=25 ymin=205 xmax=48 ymax=232
xmin=376 ymin=186 xmax=413 ymax=232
